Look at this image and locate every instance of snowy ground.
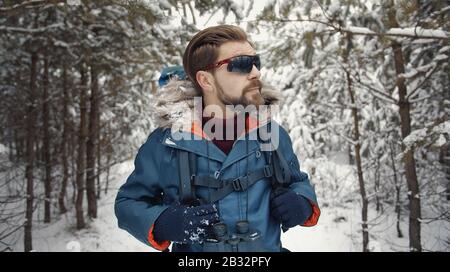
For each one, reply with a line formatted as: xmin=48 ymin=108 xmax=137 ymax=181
xmin=12 ymin=161 xmax=151 ymax=252
xmin=10 ymin=157 xmax=449 ymax=252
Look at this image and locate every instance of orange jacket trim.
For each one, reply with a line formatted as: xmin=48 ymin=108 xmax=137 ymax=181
xmin=189 ymin=115 xmax=261 ymax=140
xmin=190 ymin=120 xmax=208 ymax=139
xmin=301 ymin=201 xmax=321 ymax=227
xmin=147 ymin=224 xmax=171 ymax=251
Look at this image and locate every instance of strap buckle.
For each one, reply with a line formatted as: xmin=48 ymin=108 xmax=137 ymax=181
xmin=232 ymin=178 xmax=243 ymax=191
xmin=263 ymin=165 xmax=273 ymax=178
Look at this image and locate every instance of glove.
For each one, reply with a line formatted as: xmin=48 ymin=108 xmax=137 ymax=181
xmin=270 ymin=188 xmax=312 ymax=232
xmin=153 ymin=203 xmax=219 ymax=244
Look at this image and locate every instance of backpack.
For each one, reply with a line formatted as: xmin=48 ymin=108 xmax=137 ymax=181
xmin=157 ymin=66 xmax=292 ymax=204
xmin=177 ymin=139 xmax=292 ymax=205
xmin=158 ymin=66 xmax=186 ymax=87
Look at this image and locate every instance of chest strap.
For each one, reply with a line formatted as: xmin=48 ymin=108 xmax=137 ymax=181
xmin=191 ymin=165 xmax=273 ymax=203
xmin=178 ymin=144 xmax=291 ymax=204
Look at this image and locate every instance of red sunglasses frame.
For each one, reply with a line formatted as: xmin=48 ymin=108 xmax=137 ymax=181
xmin=203 ymin=55 xmax=260 ymax=71
xmin=203 ymin=56 xmax=235 ymax=71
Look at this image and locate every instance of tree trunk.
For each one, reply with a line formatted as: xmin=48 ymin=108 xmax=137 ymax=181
xmin=375 ymin=156 xmax=382 ymax=213
xmin=24 ymin=50 xmax=38 ymax=252
xmin=104 ymin=124 xmax=112 ymax=196
xmin=75 ymin=63 xmax=87 ymax=230
xmin=346 ymin=68 xmax=370 ymax=252
xmin=343 ymin=33 xmax=369 ymax=252
xmin=96 ymin=125 xmax=101 ymax=200
xmin=13 ymin=126 xmax=20 ymax=161
xmin=43 ymin=53 xmax=52 ymax=223
xmin=86 ymin=62 xmax=98 ymax=219
xmin=388 ymin=4 xmax=422 ymax=252
xmin=71 ymin=116 xmax=77 ymax=205
xmin=8 ymin=136 xmax=14 ymax=162
xmin=104 ymin=142 xmax=112 ymax=196
xmin=392 ymin=40 xmax=422 ymax=252
xmin=8 ymin=110 xmax=16 ymax=161
xmin=15 ymin=63 xmax=24 ymax=160
xmin=348 ymin=145 xmax=354 ymax=165
xmin=58 ymin=63 xmax=69 ymax=214
xmin=390 ymin=142 xmax=404 ymax=238
xmin=438 ymin=140 xmax=450 ymax=200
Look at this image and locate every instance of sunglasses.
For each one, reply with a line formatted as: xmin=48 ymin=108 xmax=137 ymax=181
xmin=204 ymin=54 xmax=261 ymax=74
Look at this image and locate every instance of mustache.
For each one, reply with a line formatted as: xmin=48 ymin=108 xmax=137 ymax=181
xmin=243 ymin=80 xmax=262 ymax=93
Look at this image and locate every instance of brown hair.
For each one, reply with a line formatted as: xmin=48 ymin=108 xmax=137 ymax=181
xmin=182 ymin=25 xmax=252 ymax=93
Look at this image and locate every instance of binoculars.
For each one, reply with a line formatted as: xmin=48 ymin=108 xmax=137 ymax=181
xmin=203 ymin=220 xmax=265 ymax=252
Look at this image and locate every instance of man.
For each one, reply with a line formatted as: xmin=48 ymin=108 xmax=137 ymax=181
xmin=114 ymin=25 xmax=320 ymax=252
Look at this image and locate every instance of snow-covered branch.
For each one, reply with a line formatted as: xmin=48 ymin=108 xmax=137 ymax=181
xmin=386 ymin=27 xmax=449 ymax=40
xmin=0 ymin=0 xmax=65 ymax=14
xmin=405 ymin=50 xmax=449 ymax=100
xmin=353 ymin=75 xmax=397 ymax=104
xmin=402 ymin=117 xmax=450 ymax=152
xmin=0 ymin=23 xmax=64 ymax=34
xmin=341 ymin=26 xmax=449 ymax=40
xmin=326 ymin=125 xmax=358 ymax=146
xmin=253 ymin=18 xmax=449 ymax=40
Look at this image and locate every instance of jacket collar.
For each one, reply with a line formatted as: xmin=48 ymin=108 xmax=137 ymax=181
xmin=152 ymin=78 xmax=282 ymax=131
xmin=154 ymin=78 xmax=281 ymax=167
xmin=161 ymin=124 xmax=263 ymax=170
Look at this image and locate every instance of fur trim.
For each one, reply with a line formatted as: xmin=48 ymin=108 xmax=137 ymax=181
xmin=151 ymin=78 xmax=283 ymax=130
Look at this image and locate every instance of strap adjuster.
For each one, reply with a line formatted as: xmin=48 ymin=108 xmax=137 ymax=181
xmin=232 ymin=178 xmax=243 ymax=191
xmin=263 ymin=165 xmax=273 ymax=178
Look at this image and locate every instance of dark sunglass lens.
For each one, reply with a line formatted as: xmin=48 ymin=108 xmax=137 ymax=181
xmin=232 ymin=56 xmax=251 ymax=73
xmin=254 ymin=55 xmax=261 ymax=70
xmin=229 ymin=56 xmax=252 ymax=73
xmin=228 ymin=55 xmax=261 ymax=73
xmin=243 ymin=56 xmax=254 ymax=73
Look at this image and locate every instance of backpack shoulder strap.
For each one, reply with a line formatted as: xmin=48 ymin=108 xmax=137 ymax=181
xmin=259 ymin=121 xmax=291 ymax=186
xmin=178 ymin=149 xmax=196 ymax=204
xmin=263 ymin=142 xmax=291 ymax=187
xmin=273 ymin=146 xmax=291 ymax=185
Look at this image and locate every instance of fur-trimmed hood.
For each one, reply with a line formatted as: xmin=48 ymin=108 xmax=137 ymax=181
xmin=151 ymin=79 xmax=283 ymax=131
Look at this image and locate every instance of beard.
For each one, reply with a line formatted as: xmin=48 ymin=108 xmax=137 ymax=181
xmin=216 ymin=79 xmax=265 ymax=107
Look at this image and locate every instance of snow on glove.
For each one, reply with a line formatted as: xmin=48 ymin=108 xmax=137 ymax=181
xmin=270 ymin=188 xmax=312 ymax=232
xmin=153 ymin=203 xmax=219 ymax=244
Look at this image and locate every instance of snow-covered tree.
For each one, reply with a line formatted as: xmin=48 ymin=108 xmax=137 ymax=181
xmin=0 ymin=0 xmax=189 ymax=251
xmin=249 ymin=0 xmax=449 ymax=252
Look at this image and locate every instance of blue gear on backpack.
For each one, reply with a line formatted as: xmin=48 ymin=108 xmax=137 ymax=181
xmin=158 ymin=66 xmax=186 ymax=87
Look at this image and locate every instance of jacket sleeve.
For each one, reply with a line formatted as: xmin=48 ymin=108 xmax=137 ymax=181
xmin=114 ymin=128 xmax=171 ymax=250
xmin=279 ymin=126 xmax=321 ymax=227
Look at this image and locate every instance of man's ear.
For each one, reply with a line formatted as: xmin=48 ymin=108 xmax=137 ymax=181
xmin=196 ymin=71 xmax=215 ymax=93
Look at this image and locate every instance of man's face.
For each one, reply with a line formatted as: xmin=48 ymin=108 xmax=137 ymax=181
xmin=211 ymin=41 xmax=264 ymax=107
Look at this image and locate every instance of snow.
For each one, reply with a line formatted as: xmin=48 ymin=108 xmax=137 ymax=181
xmin=2 ymin=0 xmax=449 ymax=253
xmin=0 ymin=143 xmax=8 ymax=154
xmin=284 ymin=157 xmax=449 ymax=252
xmin=8 ymin=155 xmax=447 ymax=252
xmin=386 ymin=27 xmax=449 ymax=39
xmin=68 ymin=106 xmax=76 ymax=118
xmin=403 ymin=120 xmax=450 ymax=150
xmin=12 ymin=161 xmax=153 ymax=252
xmin=328 ymin=0 xmax=341 ymax=15
xmin=434 ymin=54 xmax=448 ymax=61
xmin=345 ymin=26 xmax=376 ymax=35
xmin=158 ymin=0 xmax=172 ymax=10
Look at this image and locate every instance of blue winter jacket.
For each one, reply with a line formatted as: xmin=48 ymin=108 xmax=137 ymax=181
xmin=114 ymin=79 xmax=320 ymax=252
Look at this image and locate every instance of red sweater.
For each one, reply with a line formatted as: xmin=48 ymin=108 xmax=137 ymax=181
xmin=202 ymin=114 xmax=248 ymax=155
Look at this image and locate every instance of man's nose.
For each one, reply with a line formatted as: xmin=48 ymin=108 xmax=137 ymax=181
xmin=248 ymin=64 xmax=261 ymax=80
